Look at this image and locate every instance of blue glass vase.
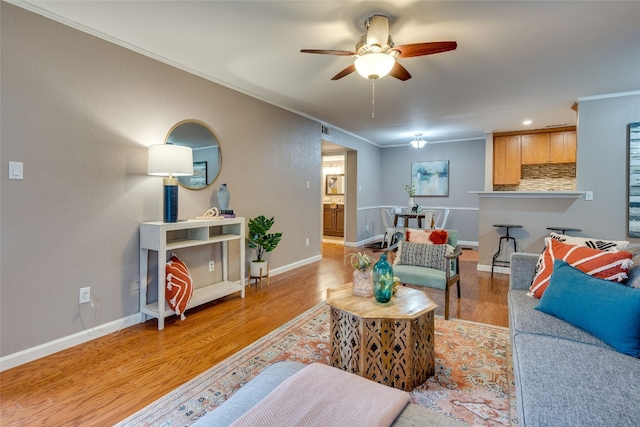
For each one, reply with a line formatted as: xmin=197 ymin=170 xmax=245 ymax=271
xmin=373 ymin=253 xmax=394 ymax=303
xmin=218 ymin=183 xmax=230 ymax=210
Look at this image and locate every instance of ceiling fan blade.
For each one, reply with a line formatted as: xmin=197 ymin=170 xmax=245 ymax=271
xmin=366 ymin=15 xmax=389 ymax=48
xmin=300 ymin=49 xmax=356 ymax=56
xmin=394 ymin=41 xmax=457 ymax=58
xmin=331 ymin=64 xmax=356 ymax=80
xmin=389 ymin=62 xmax=411 ymax=81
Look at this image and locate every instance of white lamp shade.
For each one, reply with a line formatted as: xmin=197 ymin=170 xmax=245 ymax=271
xmin=410 ymin=135 xmax=427 ymax=149
xmin=147 ymin=144 xmax=193 ymax=176
xmin=354 ymin=53 xmax=395 ymax=80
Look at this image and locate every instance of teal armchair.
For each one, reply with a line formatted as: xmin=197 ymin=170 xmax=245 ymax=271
xmin=386 ymin=229 xmax=462 ymax=319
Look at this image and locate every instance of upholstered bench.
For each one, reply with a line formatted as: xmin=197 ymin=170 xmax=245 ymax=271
xmin=192 ymin=361 xmax=466 ymax=427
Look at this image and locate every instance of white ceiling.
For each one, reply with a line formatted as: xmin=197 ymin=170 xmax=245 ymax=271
xmin=9 ymin=0 xmax=640 ymax=147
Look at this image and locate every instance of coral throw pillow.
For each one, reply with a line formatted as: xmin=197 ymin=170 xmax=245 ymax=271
xmin=405 ymin=229 xmax=448 ymax=245
xmin=529 ymin=239 xmax=633 ymax=299
xmin=166 ymin=254 xmax=193 ymax=320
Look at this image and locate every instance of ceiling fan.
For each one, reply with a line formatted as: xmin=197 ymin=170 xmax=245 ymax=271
xmin=301 ymin=15 xmax=457 ymax=81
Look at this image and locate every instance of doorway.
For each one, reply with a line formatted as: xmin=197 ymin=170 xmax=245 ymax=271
xmin=322 ymin=154 xmax=345 ymax=243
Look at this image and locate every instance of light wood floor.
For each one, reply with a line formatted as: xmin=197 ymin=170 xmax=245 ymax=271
xmin=0 ymin=243 xmax=509 ymax=426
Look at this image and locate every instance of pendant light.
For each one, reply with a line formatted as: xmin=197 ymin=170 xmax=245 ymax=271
xmin=410 ymin=133 xmax=427 ymax=149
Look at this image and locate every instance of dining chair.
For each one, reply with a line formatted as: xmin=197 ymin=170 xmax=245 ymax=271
xmin=420 ymin=208 xmax=450 ymax=230
xmin=381 ymin=209 xmax=399 ymax=248
xmin=435 ymin=208 xmax=450 ymax=229
xmin=392 ymin=207 xmax=406 ymax=227
xmin=419 ymin=209 xmax=437 ymax=229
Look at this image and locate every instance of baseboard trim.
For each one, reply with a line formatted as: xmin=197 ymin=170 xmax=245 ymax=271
xmin=477 ymin=263 xmax=511 ymax=275
xmin=269 ymin=255 xmax=323 ymax=276
xmin=0 ymin=314 xmax=142 ymax=372
xmin=1 ymin=255 xmax=324 ymax=372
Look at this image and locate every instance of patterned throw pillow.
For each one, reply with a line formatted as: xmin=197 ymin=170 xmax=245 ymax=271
xmin=396 ymin=242 xmax=448 ymax=270
xmin=405 ymin=228 xmax=448 ymax=245
xmin=529 ymin=239 xmax=633 ymax=298
xmin=623 ymin=246 xmax=640 ymax=288
xmin=533 ymin=233 xmax=631 ymax=290
xmin=166 ymin=254 xmax=193 ymax=320
xmin=549 ymin=232 xmax=629 ymax=251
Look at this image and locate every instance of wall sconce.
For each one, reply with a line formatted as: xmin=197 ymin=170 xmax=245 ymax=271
xmin=148 ymin=144 xmax=193 ymax=222
xmin=410 ymin=133 xmax=427 ymax=149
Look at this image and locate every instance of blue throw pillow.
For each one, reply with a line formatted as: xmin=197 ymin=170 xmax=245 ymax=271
xmin=536 ymin=260 xmax=640 ymax=357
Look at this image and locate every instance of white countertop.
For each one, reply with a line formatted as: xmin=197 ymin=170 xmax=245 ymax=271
xmin=469 ymin=191 xmax=584 ymax=199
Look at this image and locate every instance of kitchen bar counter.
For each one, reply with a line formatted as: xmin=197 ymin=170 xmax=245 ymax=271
xmin=472 ymin=191 xmax=587 ymax=273
xmin=469 ymin=191 xmax=584 ymax=199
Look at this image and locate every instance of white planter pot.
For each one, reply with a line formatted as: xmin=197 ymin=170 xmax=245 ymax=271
xmin=250 ymin=260 xmax=269 ymax=278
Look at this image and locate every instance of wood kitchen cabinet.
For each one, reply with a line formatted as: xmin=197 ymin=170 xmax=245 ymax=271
xmin=521 ymin=130 xmax=576 ymax=164
xmin=493 ymin=135 xmax=521 ymax=185
xmin=323 ymin=204 xmax=344 ymax=237
xmin=521 ymin=133 xmax=549 ymax=164
xmin=549 ymin=131 xmax=577 ymax=163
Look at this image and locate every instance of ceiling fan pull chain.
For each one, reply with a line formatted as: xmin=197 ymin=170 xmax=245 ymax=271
xmin=371 ymin=80 xmax=375 ymax=119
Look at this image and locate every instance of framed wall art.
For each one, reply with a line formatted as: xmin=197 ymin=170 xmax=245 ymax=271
xmin=411 ymin=161 xmax=449 ymax=197
xmin=189 ymin=161 xmax=208 ymax=189
xmin=629 ymin=122 xmax=640 ymax=237
xmin=326 ymin=174 xmax=345 ymax=195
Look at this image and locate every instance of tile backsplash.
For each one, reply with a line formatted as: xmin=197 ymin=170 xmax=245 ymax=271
xmin=494 ymin=163 xmax=576 ymax=192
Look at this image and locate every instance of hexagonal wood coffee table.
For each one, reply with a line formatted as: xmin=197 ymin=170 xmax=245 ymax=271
xmin=326 ymin=283 xmax=437 ymax=391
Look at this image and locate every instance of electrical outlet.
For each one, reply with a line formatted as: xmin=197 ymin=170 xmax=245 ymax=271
xmin=365 ymin=224 xmax=370 ymax=231
xmin=209 ymin=260 xmax=215 ymax=272
xmin=131 ymin=277 xmax=140 ymax=296
xmin=305 ymin=237 xmax=310 ymax=246
xmin=79 ymin=287 xmax=91 ymax=304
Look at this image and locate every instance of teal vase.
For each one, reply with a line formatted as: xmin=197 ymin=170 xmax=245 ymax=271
xmin=373 ymin=253 xmax=394 ymax=303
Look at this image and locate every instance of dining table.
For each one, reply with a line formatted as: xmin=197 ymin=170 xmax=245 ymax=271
xmin=393 ymin=212 xmax=434 ymax=229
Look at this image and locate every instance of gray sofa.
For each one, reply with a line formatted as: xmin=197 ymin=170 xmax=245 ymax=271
xmin=509 ymin=253 xmax=640 ymax=427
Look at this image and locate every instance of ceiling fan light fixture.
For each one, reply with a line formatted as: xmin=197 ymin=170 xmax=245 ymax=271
xmin=410 ymin=133 xmax=427 ymax=149
xmin=354 ymin=53 xmax=395 ymax=80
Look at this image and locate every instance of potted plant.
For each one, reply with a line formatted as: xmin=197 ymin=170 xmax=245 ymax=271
xmin=345 ymin=252 xmax=374 ymax=296
xmin=403 ymin=182 xmax=417 ymax=210
xmin=247 ymin=215 xmax=283 ymax=277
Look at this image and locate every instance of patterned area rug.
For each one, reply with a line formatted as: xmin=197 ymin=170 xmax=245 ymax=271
xmin=116 ymin=303 xmax=516 ymax=427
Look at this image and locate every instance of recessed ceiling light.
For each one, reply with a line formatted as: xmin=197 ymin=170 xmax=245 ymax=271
xmin=523 ymin=120 xmax=532 ymax=125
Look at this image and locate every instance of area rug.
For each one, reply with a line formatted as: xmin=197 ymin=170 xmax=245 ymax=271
xmin=116 ymin=303 xmax=517 ymax=427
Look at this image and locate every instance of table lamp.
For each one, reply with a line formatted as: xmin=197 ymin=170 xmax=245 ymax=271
xmin=148 ymin=144 xmax=193 ymax=222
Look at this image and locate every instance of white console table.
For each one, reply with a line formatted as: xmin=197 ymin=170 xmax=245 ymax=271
xmin=139 ymin=218 xmax=245 ymax=330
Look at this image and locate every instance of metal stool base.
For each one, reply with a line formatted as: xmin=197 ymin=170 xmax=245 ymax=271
xmin=491 ymin=225 xmax=521 ymax=277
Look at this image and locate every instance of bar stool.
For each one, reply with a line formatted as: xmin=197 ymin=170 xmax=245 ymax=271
xmin=491 ymin=224 xmax=523 ymax=277
xmin=547 ymin=226 xmax=582 ymax=235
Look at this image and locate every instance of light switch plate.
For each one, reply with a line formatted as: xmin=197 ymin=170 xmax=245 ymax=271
xmin=585 ymin=191 xmax=594 ymax=201
xmin=9 ymin=161 xmax=23 ymax=180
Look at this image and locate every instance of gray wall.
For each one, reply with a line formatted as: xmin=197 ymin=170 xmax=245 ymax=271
xmin=477 ymin=93 xmax=640 ymax=266
xmin=380 ymin=139 xmax=486 ymax=244
xmin=1 ymin=4 xmax=377 ymax=357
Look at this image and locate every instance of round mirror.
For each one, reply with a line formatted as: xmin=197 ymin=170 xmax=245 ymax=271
xmin=165 ymin=120 xmax=221 ymax=190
